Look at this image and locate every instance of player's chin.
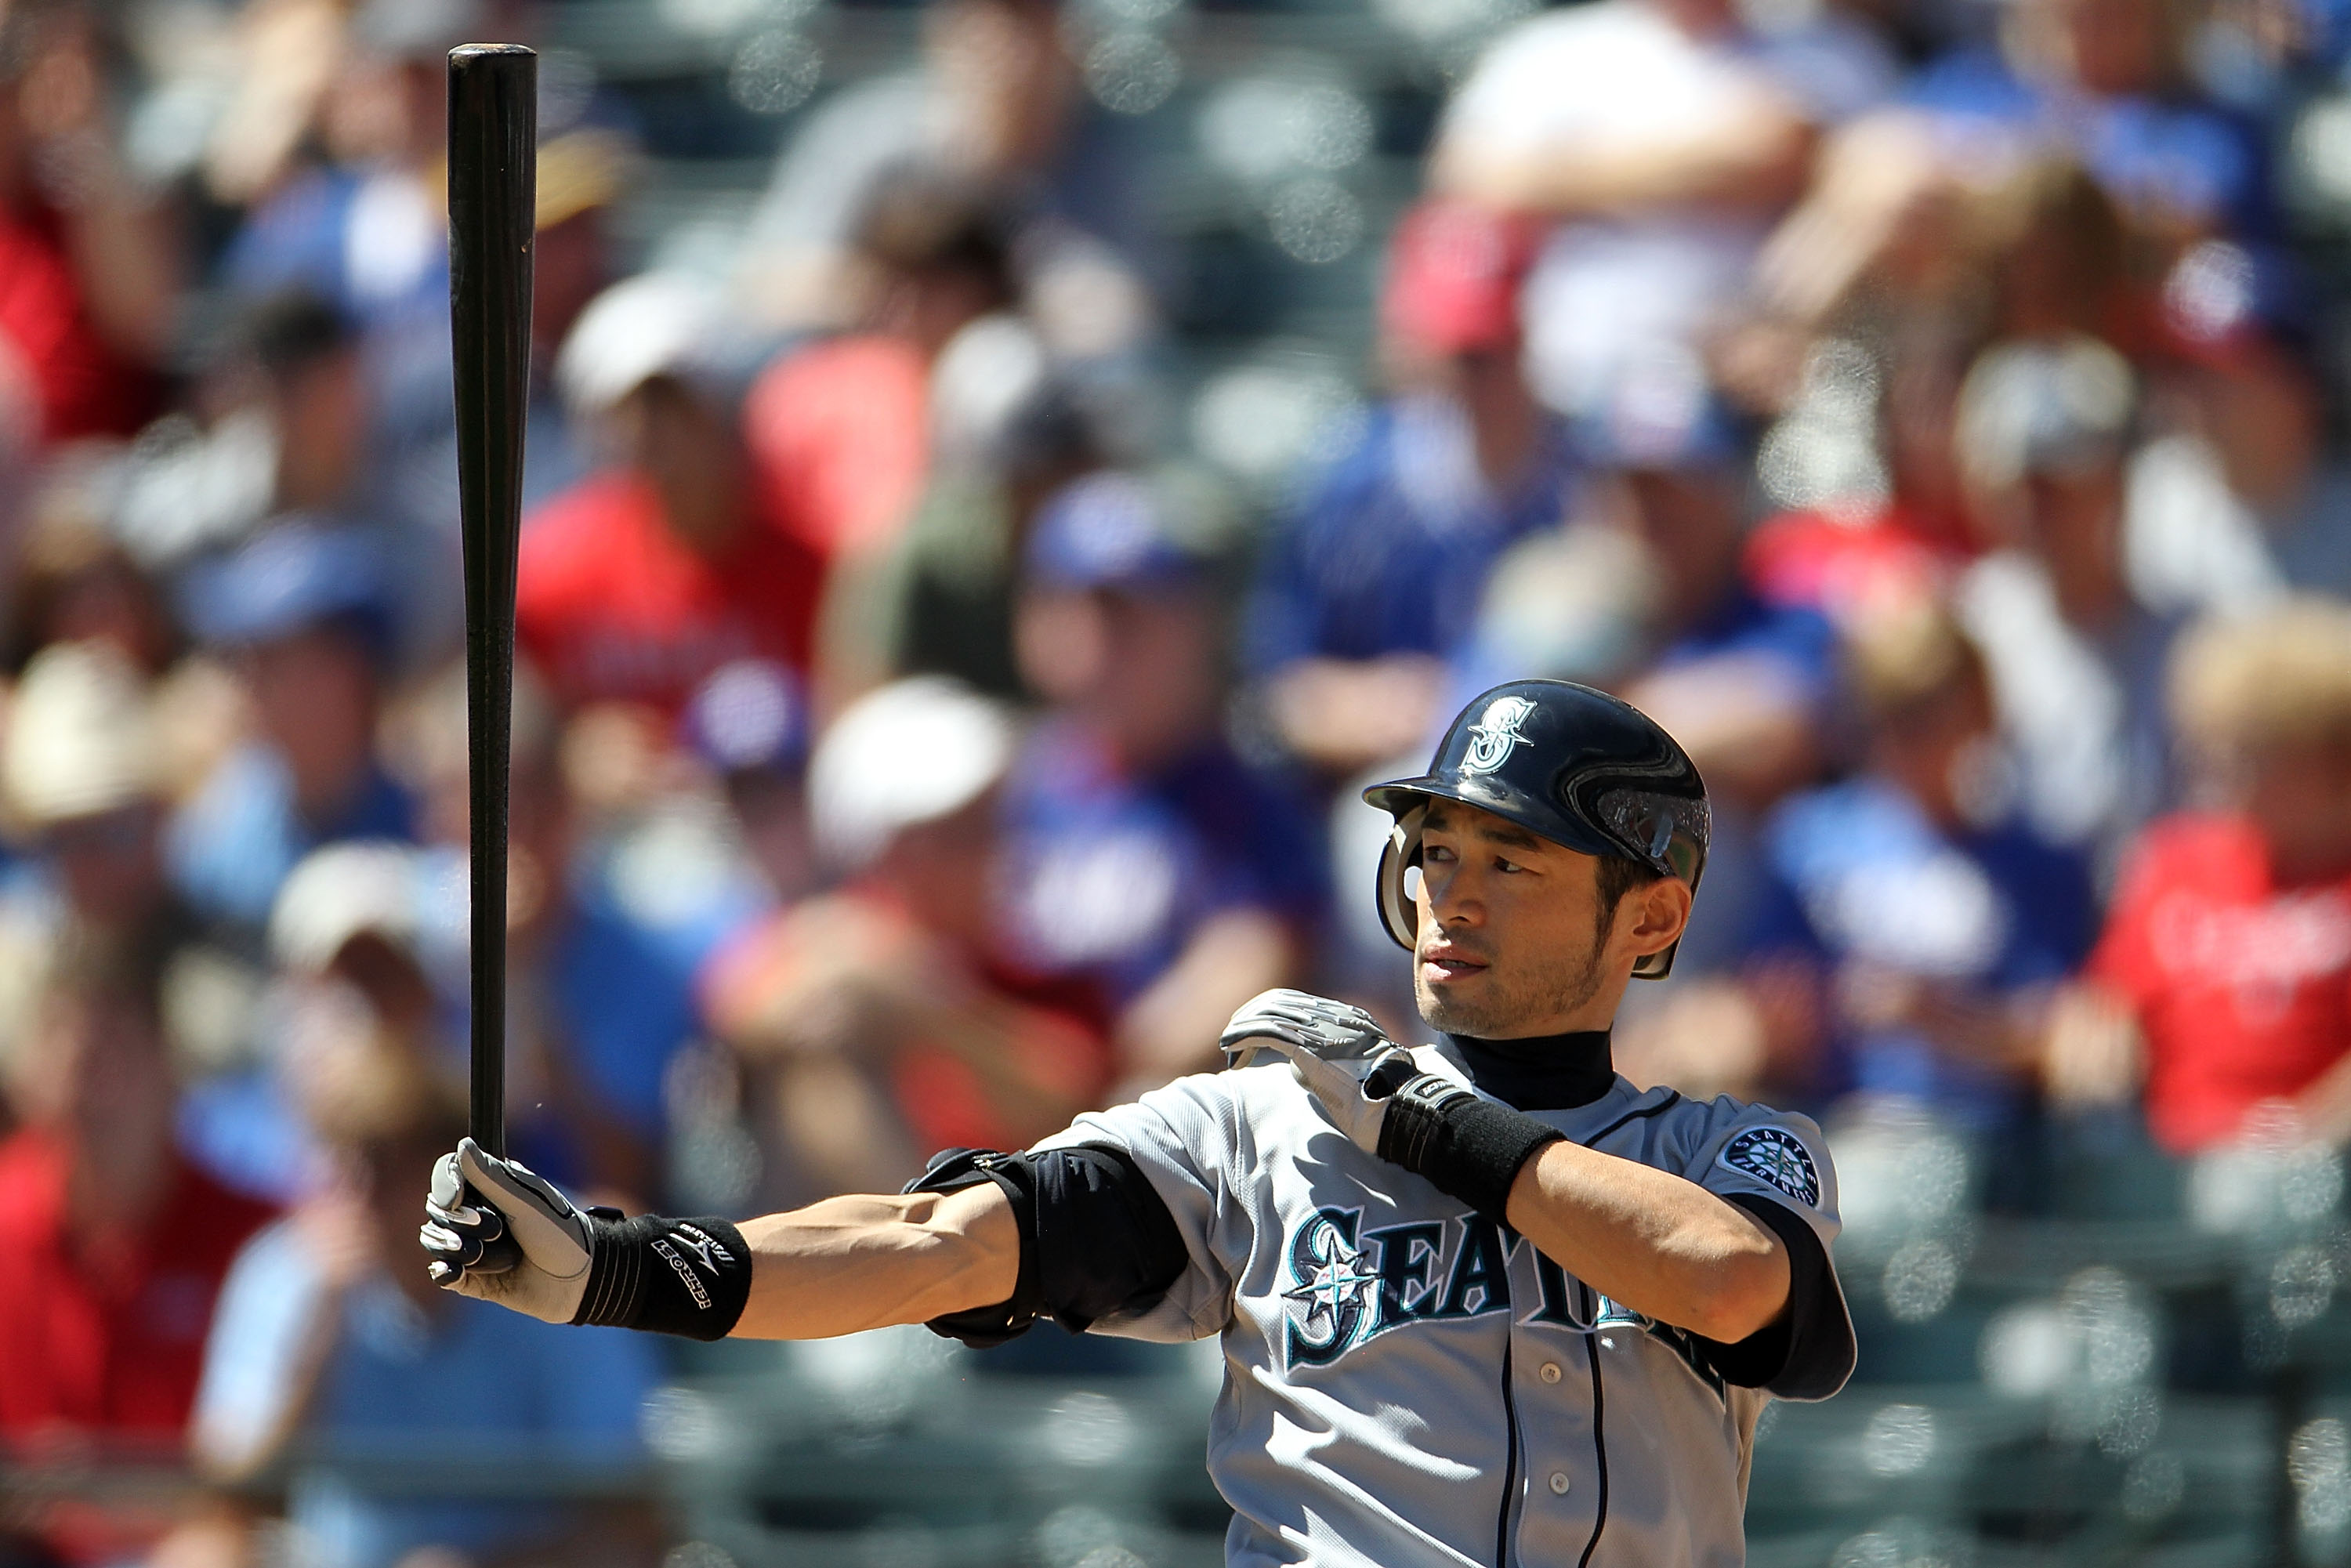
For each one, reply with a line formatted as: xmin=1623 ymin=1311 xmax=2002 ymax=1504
xmin=1413 ymin=965 xmax=1497 ymax=1032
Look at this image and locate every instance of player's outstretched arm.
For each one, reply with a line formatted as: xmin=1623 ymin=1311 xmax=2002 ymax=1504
xmin=730 ymin=1186 xmax=1017 ymax=1339
xmin=421 ymin=1139 xmax=1017 ymax=1341
xmin=1226 ymin=990 xmax=1790 ymax=1345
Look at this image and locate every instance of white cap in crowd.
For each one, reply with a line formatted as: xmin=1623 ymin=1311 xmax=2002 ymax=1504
xmin=808 ymin=677 xmax=1016 ymax=874
xmin=270 ymin=841 xmax=440 ymax=974
xmin=556 ymin=271 xmax=728 ymax=420
xmin=2 ymin=640 xmax=159 ymax=827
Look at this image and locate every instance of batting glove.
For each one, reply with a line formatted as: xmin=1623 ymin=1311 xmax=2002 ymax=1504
xmin=1219 ymin=989 xmax=1428 ymax=1154
xmin=422 ymin=1139 xmax=593 ymax=1322
xmin=420 ymin=1138 xmax=753 ymax=1339
xmin=1219 ymin=989 xmax=1560 ymax=1220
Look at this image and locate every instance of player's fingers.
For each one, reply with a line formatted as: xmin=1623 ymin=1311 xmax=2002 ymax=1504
xmin=1221 ymin=990 xmax=1327 ymax=1034
xmin=421 ymin=1203 xmax=519 ymax=1274
xmin=1226 ymin=987 xmax=1301 ymax=1019
xmin=1218 ymin=1012 xmax=1315 ymax=1049
xmin=429 ymin=1150 xmax=464 ymax=1209
xmin=1223 ymin=1032 xmax=1309 ymax=1070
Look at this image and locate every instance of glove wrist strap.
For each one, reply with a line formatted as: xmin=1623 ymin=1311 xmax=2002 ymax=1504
xmin=1376 ymin=1078 xmax=1562 ymax=1222
xmin=572 ymin=1214 xmax=753 ymax=1341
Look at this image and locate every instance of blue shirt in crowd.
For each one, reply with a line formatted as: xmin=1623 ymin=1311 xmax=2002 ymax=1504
xmin=1244 ymin=396 xmax=1574 ymax=675
xmin=999 ymin=722 xmax=1329 ymax=1001
xmin=1748 ymin=773 xmax=2097 ymax=1130
xmin=197 ymin=1219 xmax=659 ymax=1568
xmin=167 ymin=744 xmax=421 ymax=932
xmin=1906 ymin=48 xmax=2270 ymax=237
xmin=510 ymin=829 xmax=770 ymax=1184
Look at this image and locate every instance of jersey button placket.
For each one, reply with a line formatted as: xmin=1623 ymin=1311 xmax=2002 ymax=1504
xmin=1549 ymin=1472 xmax=1570 ymax=1495
xmin=1539 ymin=1361 xmax=1562 ymax=1384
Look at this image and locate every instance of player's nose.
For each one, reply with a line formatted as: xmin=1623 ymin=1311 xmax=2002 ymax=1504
xmin=1418 ymin=864 xmax=1484 ymax=927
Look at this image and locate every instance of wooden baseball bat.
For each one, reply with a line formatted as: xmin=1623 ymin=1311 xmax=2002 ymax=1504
xmin=448 ymin=43 xmax=535 ymax=1159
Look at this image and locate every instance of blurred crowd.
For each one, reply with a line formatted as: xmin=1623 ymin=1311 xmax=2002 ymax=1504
xmin=0 ymin=0 xmax=2348 ymax=1559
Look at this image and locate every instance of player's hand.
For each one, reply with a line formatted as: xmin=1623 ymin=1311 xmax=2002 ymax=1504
xmin=419 ymin=1138 xmax=596 ymax=1324
xmin=1219 ymin=989 xmax=1423 ymax=1154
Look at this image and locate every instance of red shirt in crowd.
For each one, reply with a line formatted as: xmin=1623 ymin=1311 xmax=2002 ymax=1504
xmin=0 ymin=1131 xmax=273 ymax=1447
xmin=1744 ymin=500 xmax=1973 ymax=625
xmin=2092 ymin=813 xmax=2351 ymax=1153
xmin=742 ymin=333 xmax=929 ymax=563
xmin=516 ymin=469 xmax=824 ymax=715
xmin=0 ymin=203 xmax=158 ymax=445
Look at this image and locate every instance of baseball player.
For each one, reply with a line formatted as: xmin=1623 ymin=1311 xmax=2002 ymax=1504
xmin=422 ymin=679 xmax=1853 ymax=1567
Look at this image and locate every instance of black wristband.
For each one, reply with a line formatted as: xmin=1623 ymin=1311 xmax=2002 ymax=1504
xmin=571 ymin=1212 xmax=754 ymax=1341
xmin=1376 ymin=1077 xmax=1563 ymax=1221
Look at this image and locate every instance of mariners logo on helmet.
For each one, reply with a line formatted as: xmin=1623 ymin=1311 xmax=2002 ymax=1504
xmin=1460 ymin=695 xmax=1535 ymax=774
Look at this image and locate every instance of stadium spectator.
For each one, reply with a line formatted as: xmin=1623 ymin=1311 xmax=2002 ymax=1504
xmin=2128 ymin=241 xmax=2347 ymax=605
xmin=1002 ymin=471 xmax=1327 ymax=1087
xmin=386 ymin=661 xmax=764 ymax=1202
xmin=519 ymin=274 xmax=825 ymax=717
xmin=190 ymin=1036 xmax=657 ymax=1568
xmin=704 ymin=678 xmax=1107 ymax=1201
xmin=1903 ymin=0 xmax=2265 ymax=240
xmin=0 ymin=642 xmax=201 ymax=977
xmin=684 ymin=658 xmax=820 ymax=905
xmin=0 ymin=939 xmax=273 ymax=1450
xmin=2051 ymin=600 xmax=2351 ymax=1151
xmin=1433 ymin=0 xmax=1893 ymax=451
xmin=744 ymin=0 xmax=1159 ymax=332
xmin=1723 ymin=603 xmax=2092 ymax=1188
xmin=1245 ymin=197 xmax=1570 ymax=779
xmin=1456 ymin=389 xmax=1836 ymax=807
xmin=2 ymin=481 xmax=183 ymax=679
xmin=1951 ymin=335 xmax=2178 ymax=860
xmin=107 ymin=292 xmax=372 ymax=578
xmin=818 ymin=352 xmax=1110 ymax=707
xmin=0 ymin=5 xmax=172 ymax=454
xmin=167 ymin=524 xmax=419 ymax=934
xmin=741 ymin=171 xmax=1020 ymax=580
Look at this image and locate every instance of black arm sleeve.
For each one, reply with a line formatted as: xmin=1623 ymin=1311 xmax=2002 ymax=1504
xmin=902 ymin=1145 xmax=1193 ymax=1349
xmin=1693 ymin=1194 xmax=1856 ymax=1399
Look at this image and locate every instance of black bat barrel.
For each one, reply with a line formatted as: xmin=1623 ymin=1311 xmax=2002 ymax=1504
xmin=448 ymin=43 xmax=535 ymax=1159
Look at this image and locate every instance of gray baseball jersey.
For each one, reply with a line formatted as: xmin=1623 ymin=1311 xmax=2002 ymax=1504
xmin=1035 ymin=1040 xmax=1853 ymax=1568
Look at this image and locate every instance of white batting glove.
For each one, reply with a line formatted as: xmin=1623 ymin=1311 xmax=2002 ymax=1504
xmin=420 ymin=1138 xmax=594 ymax=1324
xmin=1219 ymin=989 xmax=1424 ymax=1154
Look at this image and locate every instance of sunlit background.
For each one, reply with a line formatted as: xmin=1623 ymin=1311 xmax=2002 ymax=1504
xmin=1 ymin=0 xmax=2350 ymax=1562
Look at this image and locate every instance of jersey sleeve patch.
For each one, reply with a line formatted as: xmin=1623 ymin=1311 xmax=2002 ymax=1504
xmin=1718 ymin=1127 xmax=1820 ymax=1209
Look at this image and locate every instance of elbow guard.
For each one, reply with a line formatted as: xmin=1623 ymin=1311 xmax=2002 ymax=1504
xmin=903 ymin=1146 xmax=1190 ymax=1349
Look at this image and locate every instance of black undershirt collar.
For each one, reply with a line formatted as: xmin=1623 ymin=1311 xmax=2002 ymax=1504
xmin=1445 ymin=1030 xmax=1617 ymax=1111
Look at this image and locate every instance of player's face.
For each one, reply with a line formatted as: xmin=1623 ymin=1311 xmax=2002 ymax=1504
xmin=1410 ymin=802 xmax=1685 ymax=1038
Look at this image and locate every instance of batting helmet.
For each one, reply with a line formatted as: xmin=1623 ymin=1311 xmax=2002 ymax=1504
xmin=1363 ymin=679 xmax=1710 ymax=979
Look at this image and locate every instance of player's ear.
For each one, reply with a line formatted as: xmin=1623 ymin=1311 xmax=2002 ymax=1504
xmin=1620 ymin=877 xmax=1692 ymax=962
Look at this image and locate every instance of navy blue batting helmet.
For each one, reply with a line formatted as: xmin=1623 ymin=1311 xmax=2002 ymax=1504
xmin=1363 ymin=679 xmax=1710 ymax=979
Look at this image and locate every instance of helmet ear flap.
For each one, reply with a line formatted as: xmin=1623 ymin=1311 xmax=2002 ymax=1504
xmin=1375 ymin=806 xmax=1425 ymax=953
xmin=1632 ymin=941 xmax=1679 ymax=980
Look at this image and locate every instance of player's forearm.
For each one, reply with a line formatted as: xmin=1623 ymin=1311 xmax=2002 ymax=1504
xmin=730 ymin=1183 xmax=1020 ymax=1340
xmin=1505 ymin=1141 xmax=1790 ymax=1344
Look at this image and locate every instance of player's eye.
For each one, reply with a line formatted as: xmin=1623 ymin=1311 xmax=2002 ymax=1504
xmin=1423 ymin=843 xmax=1457 ymax=864
xmin=1494 ymin=857 xmax=1523 ymax=874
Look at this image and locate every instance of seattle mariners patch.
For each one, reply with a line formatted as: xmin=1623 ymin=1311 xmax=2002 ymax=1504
xmin=1718 ymin=1128 xmax=1820 ymax=1208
